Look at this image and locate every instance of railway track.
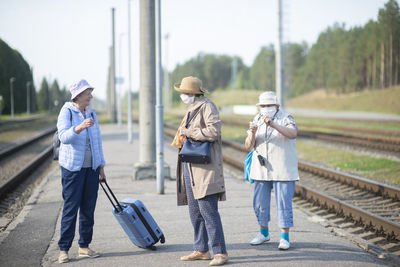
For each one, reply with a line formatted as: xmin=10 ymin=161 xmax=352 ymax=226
xmin=164 ymin=123 xmax=400 ymax=258
xmin=0 ymin=127 xmax=56 ymax=231
xmin=220 ymin=117 xmax=400 ymax=153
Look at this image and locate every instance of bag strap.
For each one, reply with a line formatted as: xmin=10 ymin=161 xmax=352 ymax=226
xmin=185 ymin=101 xmax=206 ymax=128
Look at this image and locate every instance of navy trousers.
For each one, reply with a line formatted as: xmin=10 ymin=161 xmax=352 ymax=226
xmin=58 ymin=167 xmax=99 ymax=251
xmin=183 ymin=163 xmax=227 ymax=254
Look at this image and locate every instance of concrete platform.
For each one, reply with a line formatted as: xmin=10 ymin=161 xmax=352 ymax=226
xmin=0 ymin=124 xmax=388 ymax=266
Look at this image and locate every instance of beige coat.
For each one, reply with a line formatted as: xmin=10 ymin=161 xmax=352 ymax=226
xmin=176 ymin=97 xmax=226 ymax=206
xmin=249 ymin=109 xmax=299 ymax=181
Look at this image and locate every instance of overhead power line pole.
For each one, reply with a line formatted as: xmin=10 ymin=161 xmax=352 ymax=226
xmin=127 ymin=0 xmax=133 ymax=142
xmin=155 ymin=0 xmax=164 ymax=194
xmin=134 ymin=0 xmax=156 ymax=180
xmin=275 ymin=0 xmax=284 ymax=107
xmin=110 ymin=8 xmax=117 ymax=123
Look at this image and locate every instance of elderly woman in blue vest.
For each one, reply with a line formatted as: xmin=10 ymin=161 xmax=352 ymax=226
xmin=57 ymin=79 xmax=106 ymax=263
xmin=245 ymin=91 xmax=299 ymax=250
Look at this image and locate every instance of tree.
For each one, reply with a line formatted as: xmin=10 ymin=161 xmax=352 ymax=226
xmin=249 ymin=45 xmax=275 ymax=90
xmin=378 ymin=0 xmax=400 ymax=87
xmin=37 ymin=78 xmax=50 ymax=111
xmin=0 ymin=38 xmax=34 ymax=114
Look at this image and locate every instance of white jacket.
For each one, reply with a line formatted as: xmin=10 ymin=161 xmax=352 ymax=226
xmin=249 ymin=109 xmax=299 ymax=181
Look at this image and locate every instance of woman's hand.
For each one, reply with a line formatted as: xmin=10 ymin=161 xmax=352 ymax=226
xmin=179 ymin=126 xmax=187 ymax=137
xmin=249 ymin=121 xmax=258 ymax=134
xmin=99 ymin=166 xmax=106 ymax=183
xmin=262 ymin=115 xmax=273 ymax=126
xmin=75 ymin=118 xmax=95 ymax=134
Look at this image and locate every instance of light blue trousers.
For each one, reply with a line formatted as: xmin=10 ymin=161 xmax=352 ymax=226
xmin=253 ymin=180 xmax=295 ymax=228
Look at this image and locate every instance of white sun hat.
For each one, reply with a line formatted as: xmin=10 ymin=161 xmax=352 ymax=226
xmin=256 ymin=91 xmax=280 ymax=106
xmin=69 ymin=79 xmax=94 ymax=100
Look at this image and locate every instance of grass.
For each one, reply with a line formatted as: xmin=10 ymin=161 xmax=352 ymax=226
xmin=296 ymin=140 xmax=400 ymax=187
xmin=286 ymin=87 xmax=400 ymax=115
xmin=208 ymin=86 xmax=400 ymax=115
xmin=218 ymin=123 xmax=400 ymax=187
xmin=0 ymin=115 xmax=57 ymax=143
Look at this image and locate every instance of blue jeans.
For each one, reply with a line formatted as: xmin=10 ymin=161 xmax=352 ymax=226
xmin=253 ymin=180 xmax=295 ymax=228
xmin=58 ymin=167 xmax=100 ymax=251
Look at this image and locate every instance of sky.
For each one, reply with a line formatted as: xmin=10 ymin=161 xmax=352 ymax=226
xmin=0 ymin=0 xmax=388 ymax=100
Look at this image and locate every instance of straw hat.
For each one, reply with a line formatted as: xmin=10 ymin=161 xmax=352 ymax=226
xmin=256 ymin=91 xmax=280 ymax=106
xmin=174 ymin=76 xmax=208 ymax=94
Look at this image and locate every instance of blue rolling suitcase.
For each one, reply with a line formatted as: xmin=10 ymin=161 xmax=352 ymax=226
xmin=100 ymin=181 xmax=165 ymax=249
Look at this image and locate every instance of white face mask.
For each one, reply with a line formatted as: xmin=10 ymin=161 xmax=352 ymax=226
xmin=180 ymin=94 xmax=195 ymax=104
xmin=260 ymin=106 xmax=277 ymax=117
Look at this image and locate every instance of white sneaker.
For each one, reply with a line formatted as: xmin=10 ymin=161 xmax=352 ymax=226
xmin=278 ymin=238 xmax=290 ymax=250
xmin=250 ymin=234 xmax=270 ymax=245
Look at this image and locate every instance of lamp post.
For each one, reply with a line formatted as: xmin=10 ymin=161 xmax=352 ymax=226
xmin=26 ymin=81 xmax=31 ymax=115
xmin=127 ymin=0 xmax=133 ymax=143
xmin=10 ymin=77 xmax=16 ymax=118
xmin=118 ymin=32 xmax=127 ymax=128
xmin=164 ymin=33 xmax=170 ymax=110
xmin=0 ymin=95 xmax=3 ymax=117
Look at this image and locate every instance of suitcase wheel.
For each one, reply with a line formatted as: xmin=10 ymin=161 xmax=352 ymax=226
xmin=160 ymin=234 xmax=165 ymax=244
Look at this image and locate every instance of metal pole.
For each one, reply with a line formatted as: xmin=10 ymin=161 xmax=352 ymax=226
xmin=164 ymin=33 xmax=170 ymax=110
xmin=139 ymin=0 xmax=156 ymax=165
xmin=118 ymin=33 xmax=126 ymax=128
xmin=111 ymin=8 xmax=117 ymax=123
xmin=275 ymin=0 xmax=284 ymax=107
xmin=155 ymin=0 xmax=164 ymax=194
xmin=26 ymin=82 xmax=31 ymax=115
xmin=10 ymin=77 xmax=15 ymax=118
xmin=127 ymin=0 xmax=133 ymax=142
xmin=0 ymin=95 xmax=3 ymax=117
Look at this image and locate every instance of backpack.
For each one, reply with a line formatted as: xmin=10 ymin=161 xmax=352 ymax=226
xmin=53 ymin=109 xmax=72 ymax=161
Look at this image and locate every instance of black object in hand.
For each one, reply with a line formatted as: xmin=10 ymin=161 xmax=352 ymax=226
xmin=257 ymin=155 xmax=266 ymax=166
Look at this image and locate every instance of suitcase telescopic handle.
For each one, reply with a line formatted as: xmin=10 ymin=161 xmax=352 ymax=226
xmin=100 ymin=180 xmax=123 ymax=212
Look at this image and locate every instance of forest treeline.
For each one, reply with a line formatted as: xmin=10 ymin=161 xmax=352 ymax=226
xmin=0 ymin=38 xmax=69 ymax=115
xmin=170 ymin=0 xmax=400 ymax=100
xmin=1 ymin=0 xmax=399 ymax=114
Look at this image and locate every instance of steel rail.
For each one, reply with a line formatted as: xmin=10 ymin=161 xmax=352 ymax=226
xmin=220 ymin=149 xmax=400 ymax=239
xmin=164 ymin=123 xmax=400 ymax=238
xmin=0 ymin=126 xmax=56 ymax=161
xmin=166 ymin=122 xmax=400 ymax=200
xmin=0 ymin=146 xmax=52 ymax=200
xmin=295 ymin=183 xmax=400 ymax=238
xmin=300 ymin=123 xmax=400 ymax=138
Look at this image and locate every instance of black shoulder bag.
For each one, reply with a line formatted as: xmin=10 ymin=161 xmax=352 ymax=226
xmin=178 ymin=103 xmax=212 ymax=164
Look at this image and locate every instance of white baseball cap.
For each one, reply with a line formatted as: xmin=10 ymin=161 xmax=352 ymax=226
xmin=69 ymin=79 xmax=94 ymax=100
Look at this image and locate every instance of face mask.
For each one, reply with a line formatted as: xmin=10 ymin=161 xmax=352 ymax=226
xmin=260 ymin=106 xmax=277 ymax=117
xmin=180 ymin=94 xmax=195 ymax=104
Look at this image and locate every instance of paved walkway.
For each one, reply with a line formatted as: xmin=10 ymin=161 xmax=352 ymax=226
xmin=1 ymin=124 xmax=388 ymax=266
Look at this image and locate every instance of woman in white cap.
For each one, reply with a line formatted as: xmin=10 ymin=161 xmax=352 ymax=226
xmin=245 ymin=91 xmax=299 ymax=250
xmin=56 ymin=79 xmax=106 ymax=263
xmin=173 ymin=76 xmax=228 ymax=266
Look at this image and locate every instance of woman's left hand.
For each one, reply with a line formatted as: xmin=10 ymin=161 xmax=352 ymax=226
xmin=99 ymin=167 xmax=106 ymax=183
xmin=262 ymin=115 xmax=274 ymax=127
xmin=179 ymin=126 xmax=187 ymax=137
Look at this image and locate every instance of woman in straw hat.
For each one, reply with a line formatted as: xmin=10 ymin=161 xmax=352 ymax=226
xmin=56 ymin=79 xmax=106 ymax=263
xmin=245 ymin=91 xmax=299 ymax=250
xmin=172 ymin=76 xmax=228 ymax=266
